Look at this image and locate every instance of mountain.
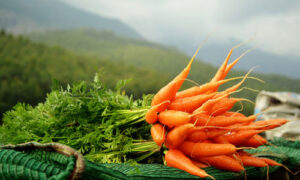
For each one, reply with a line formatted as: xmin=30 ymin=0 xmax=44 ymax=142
xmin=2 ymin=0 xmax=299 ymax=79
xmin=161 ymin=37 xmax=300 ymax=79
xmin=0 ymin=0 xmax=141 ymax=38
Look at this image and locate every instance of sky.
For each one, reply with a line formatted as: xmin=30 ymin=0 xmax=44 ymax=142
xmin=62 ymin=0 xmax=300 ymax=58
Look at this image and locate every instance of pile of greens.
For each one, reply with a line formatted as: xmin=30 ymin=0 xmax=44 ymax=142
xmin=0 ymin=75 xmax=161 ymax=163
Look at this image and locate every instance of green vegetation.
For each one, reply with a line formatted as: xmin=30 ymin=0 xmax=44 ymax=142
xmin=0 ymin=76 xmax=160 ymax=163
xmin=0 ymin=30 xmax=169 ymax=118
xmin=28 ymin=29 xmax=300 ymax=115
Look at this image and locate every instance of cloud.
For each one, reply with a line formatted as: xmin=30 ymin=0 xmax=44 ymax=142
xmin=62 ymin=0 xmax=300 ymax=57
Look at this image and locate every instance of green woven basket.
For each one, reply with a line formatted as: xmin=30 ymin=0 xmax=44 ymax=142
xmin=1 ymin=138 xmax=300 ymax=180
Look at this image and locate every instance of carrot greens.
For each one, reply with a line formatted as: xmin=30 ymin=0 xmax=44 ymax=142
xmin=0 ymin=74 xmax=160 ymax=164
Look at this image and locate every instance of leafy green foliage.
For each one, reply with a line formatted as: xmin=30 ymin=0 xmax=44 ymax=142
xmin=0 ymin=75 xmax=160 ymax=163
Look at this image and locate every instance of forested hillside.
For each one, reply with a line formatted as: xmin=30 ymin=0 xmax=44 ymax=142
xmin=28 ymin=29 xmax=300 ymax=98
xmin=0 ymin=30 xmax=169 ymax=118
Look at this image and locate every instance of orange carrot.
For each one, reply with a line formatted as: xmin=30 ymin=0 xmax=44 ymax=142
xmin=193 ymin=96 xmax=226 ymax=115
xmin=190 ymin=113 xmax=211 ymax=125
xmin=186 ymin=130 xmax=208 ymax=142
xmin=248 ymin=119 xmax=289 ymax=130
xmin=229 ymin=119 xmax=288 ymax=131
xmin=222 ymin=111 xmax=246 ymax=118
xmin=151 ymin=124 xmax=166 ymax=147
xmin=186 ymin=128 xmax=230 ymax=142
xmin=175 ymin=78 xmax=237 ymax=99
xmin=151 ymin=51 xmax=196 ymax=111
xmin=145 ymin=108 xmax=158 ymax=124
xmin=165 ymin=149 xmax=210 ymax=178
xmin=212 ymin=135 xmax=230 ymax=144
xmin=192 ymin=114 xmax=256 ymax=127
xmin=239 ymin=155 xmax=268 ymax=167
xmin=175 ymin=86 xmax=203 ymax=99
xmin=221 ymin=58 xmax=239 ymax=80
xmin=151 ymin=81 xmax=178 ymax=112
xmin=198 ymin=155 xmax=244 ymax=172
xmin=214 ymin=130 xmax=264 ymax=146
xmin=214 ymin=70 xmax=251 ymax=99
xmin=221 ymin=49 xmax=252 ymax=80
xmin=242 ymin=135 xmax=267 ymax=148
xmin=206 ymin=129 xmax=230 ymax=139
xmin=191 ymin=159 xmax=209 ymax=168
xmin=209 ymin=97 xmax=247 ymax=116
xmin=210 ymin=49 xmax=233 ymax=83
xmin=158 ymin=110 xmax=191 ymax=128
xmin=145 ymin=101 xmax=170 ymax=124
xmin=173 ymin=51 xmax=197 ymax=92
xmin=260 ymin=158 xmax=281 ymax=166
xmin=165 ymin=123 xmax=194 ymax=149
xmin=179 ymin=141 xmax=237 ymax=157
xmin=168 ymin=93 xmax=216 ymax=113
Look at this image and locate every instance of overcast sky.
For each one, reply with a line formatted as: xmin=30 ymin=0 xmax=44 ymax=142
xmin=63 ymin=0 xmax=300 ymax=58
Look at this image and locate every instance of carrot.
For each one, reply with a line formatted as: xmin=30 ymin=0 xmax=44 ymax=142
xmin=186 ymin=130 xmax=208 ymax=142
xmin=221 ymin=49 xmax=252 ymax=80
xmin=145 ymin=108 xmax=158 ymax=124
xmin=165 ymin=149 xmax=210 ymax=178
xmin=158 ymin=110 xmax=191 ymax=128
xmin=259 ymin=158 xmax=281 ymax=166
xmin=212 ymin=135 xmax=230 ymax=144
xmin=248 ymin=119 xmax=289 ymax=130
xmin=193 ymin=95 xmax=226 ymax=114
xmin=151 ymin=80 xmax=178 ymax=112
xmin=145 ymin=101 xmax=170 ymax=124
xmin=242 ymin=135 xmax=267 ymax=148
xmin=186 ymin=128 xmax=230 ymax=142
xmin=151 ymin=50 xmax=197 ymax=111
xmin=168 ymin=93 xmax=216 ymax=113
xmin=197 ymin=155 xmax=244 ymax=172
xmin=239 ymin=155 xmax=268 ymax=167
xmin=192 ymin=114 xmax=256 ymax=127
xmin=206 ymin=129 xmax=230 ymax=139
xmin=190 ymin=113 xmax=210 ymax=125
xmin=210 ymin=49 xmax=233 ymax=83
xmin=151 ymin=124 xmax=166 ymax=147
xmin=173 ymin=48 xmax=199 ymax=91
xmin=175 ymin=77 xmax=241 ymax=99
xmin=175 ymin=86 xmax=203 ymax=100
xmin=214 ymin=69 xmax=252 ymax=99
xmin=179 ymin=141 xmax=237 ymax=157
xmin=211 ymin=42 xmax=248 ymax=83
xmin=191 ymin=159 xmax=209 ymax=168
xmin=214 ymin=130 xmax=264 ymax=146
xmin=209 ymin=97 xmax=248 ymax=116
xmin=227 ymin=119 xmax=288 ymax=131
xmin=215 ymin=115 xmax=255 ymax=126
xmin=165 ymin=123 xmax=194 ymax=149
xmin=222 ymin=111 xmax=246 ymax=118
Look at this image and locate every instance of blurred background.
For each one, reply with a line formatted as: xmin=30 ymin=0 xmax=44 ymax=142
xmin=1 ymin=0 xmax=300 ymax=119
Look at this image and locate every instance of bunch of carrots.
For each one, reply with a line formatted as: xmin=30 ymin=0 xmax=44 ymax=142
xmin=145 ymin=46 xmax=288 ymax=178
